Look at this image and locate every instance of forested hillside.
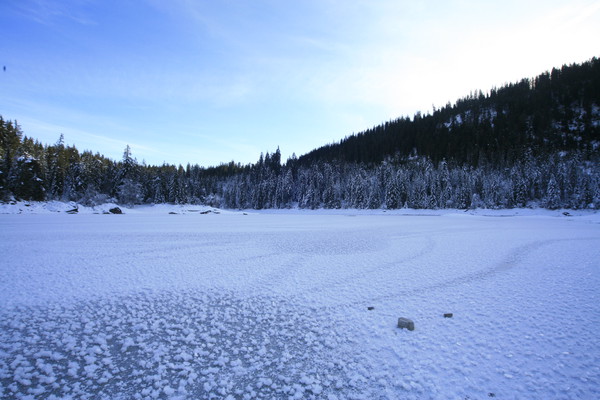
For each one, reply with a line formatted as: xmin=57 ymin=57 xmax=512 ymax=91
xmin=299 ymin=58 xmax=600 ymax=166
xmin=1 ymin=58 xmax=599 ymax=209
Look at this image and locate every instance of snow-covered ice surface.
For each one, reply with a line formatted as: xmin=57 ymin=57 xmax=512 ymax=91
xmin=1 ymin=205 xmax=599 ymax=399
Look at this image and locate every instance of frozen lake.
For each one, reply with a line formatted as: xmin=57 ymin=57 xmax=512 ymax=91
xmin=1 ymin=209 xmax=599 ymax=399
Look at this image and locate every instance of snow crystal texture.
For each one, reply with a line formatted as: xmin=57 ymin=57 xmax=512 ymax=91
xmin=1 ymin=207 xmax=599 ymax=399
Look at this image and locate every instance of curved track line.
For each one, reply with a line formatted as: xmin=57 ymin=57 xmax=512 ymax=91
xmin=313 ymin=236 xmax=599 ymax=312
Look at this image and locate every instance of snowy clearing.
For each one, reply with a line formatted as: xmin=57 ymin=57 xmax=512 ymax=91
xmin=1 ymin=205 xmax=599 ymax=399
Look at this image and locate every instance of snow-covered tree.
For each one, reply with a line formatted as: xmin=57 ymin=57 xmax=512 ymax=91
xmin=545 ymin=174 xmax=561 ymax=209
xmin=9 ymin=154 xmax=45 ymax=200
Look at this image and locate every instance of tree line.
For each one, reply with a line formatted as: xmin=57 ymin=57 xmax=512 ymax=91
xmin=1 ymin=58 xmax=599 ymax=209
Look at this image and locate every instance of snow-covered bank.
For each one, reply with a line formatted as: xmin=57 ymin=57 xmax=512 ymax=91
xmin=1 ymin=200 xmax=598 ymax=219
xmin=1 ymin=210 xmax=599 ymax=399
xmin=0 ymin=201 xmax=229 ymax=215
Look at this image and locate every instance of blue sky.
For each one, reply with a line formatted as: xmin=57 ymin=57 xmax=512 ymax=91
xmin=1 ymin=0 xmax=599 ymax=167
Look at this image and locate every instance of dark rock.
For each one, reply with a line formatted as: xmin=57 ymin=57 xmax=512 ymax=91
xmin=367 ymin=306 xmax=375 ymax=310
xmin=444 ymin=313 xmax=453 ymax=318
xmin=109 ymin=207 xmax=122 ymax=214
xmin=169 ymin=212 xmax=178 ymax=215
xmin=397 ymin=317 xmax=414 ymax=331
xmin=66 ymin=207 xmax=78 ymax=214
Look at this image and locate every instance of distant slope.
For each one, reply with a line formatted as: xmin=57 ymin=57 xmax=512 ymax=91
xmin=298 ymin=58 xmax=600 ymax=166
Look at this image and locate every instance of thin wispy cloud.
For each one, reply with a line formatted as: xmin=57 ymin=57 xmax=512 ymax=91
xmin=18 ymin=117 xmax=154 ymax=157
xmin=13 ymin=0 xmax=96 ymax=26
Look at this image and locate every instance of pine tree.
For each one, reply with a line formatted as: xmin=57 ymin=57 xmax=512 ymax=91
xmin=117 ymin=179 xmax=143 ymax=206
xmin=0 ymin=118 xmax=23 ymax=199
xmin=9 ymin=154 xmax=45 ymax=201
xmin=116 ymin=145 xmax=142 ymax=205
xmin=545 ymin=174 xmax=561 ymax=209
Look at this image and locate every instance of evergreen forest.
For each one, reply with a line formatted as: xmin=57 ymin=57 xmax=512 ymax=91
xmin=1 ymin=58 xmax=599 ymax=210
